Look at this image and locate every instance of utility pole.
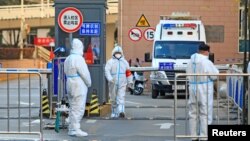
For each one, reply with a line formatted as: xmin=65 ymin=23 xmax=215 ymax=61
xmin=19 ymin=0 xmax=24 ymax=59
xmin=248 ymin=0 xmax=250 ymax=62
xmin=247 ymin=0 xmax=250 ymax=125
xmin=243 ymin=0 xmax=248 ymax=125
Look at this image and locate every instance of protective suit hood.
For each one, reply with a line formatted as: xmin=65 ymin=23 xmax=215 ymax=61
xmin=190 ymin=53 xmax=208 ymax=64
xmin=70 ymin=38 xmax=84 ymax=56
xmin=112 ymin=45 xmax=124 ymax=58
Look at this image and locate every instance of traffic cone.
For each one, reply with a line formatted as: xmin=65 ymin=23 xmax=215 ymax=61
xmin=89 ymin=90 xmax=100 ymax=116
xmin=42 ymin=89 xmax=50 ymax=117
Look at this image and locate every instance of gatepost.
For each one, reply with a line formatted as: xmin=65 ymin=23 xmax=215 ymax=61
xmin=54 ymin=0 xmax=108 ymax=106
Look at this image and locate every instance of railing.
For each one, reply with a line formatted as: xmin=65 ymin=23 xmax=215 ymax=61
xmin=0 ymin=0 xmax=118 ymax=20
xmin=130 ymin=64 xmax=230 ymax=72
xmin=0 ymin=4 xmax=54 ymax=20
xmin=0 ymin=71 xmax=43 ymax=140
xmin=226 ymin=68 xmax=244 ymax=111
xmin=173 ymin=73 xmax=249 ymax=141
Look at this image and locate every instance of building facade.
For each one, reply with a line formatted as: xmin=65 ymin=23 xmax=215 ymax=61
xmin=118 ymin=0 xmax=241 ymax=65
xmin=0 ymin=0 xmax=244 ymax=65
xmin=0 ymin=1 xmax=118 ymax=61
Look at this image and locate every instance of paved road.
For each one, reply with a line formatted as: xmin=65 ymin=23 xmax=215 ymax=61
xmin=0 ymin=76 xmax=240 ymax=141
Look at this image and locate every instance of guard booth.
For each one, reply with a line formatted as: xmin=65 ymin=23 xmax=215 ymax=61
xmin=54 ymin=0 xmax=108 ymax=105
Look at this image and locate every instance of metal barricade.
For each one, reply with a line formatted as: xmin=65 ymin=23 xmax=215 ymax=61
xmin=174 ymin=73 xmax=249 ymax=141
xmin=0 ymin=71 xmax=43 ymax=140
xmin=226 ymin=68 xmax=246 ymax=114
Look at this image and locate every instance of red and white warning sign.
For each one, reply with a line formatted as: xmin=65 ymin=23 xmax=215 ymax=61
xmin=143 ymin=28 xmax=155 ymax=41
xmin=58 ymin=7 xmax=83 ymax=33
xmin=128 ymin=28 xmax=142 ymax=41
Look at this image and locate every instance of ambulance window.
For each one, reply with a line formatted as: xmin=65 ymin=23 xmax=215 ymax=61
xmin=167 ymin=31 xmax=173 ymax=35
xmin=155 ymin=44 xmax=162 ymax=49
xmin=187 ymin=32 xmax=193 ymax=35
xmin=154 ymin=41 xmax=203 ymax=59
xmin=154 ymin=43 xmax=166 ymax=58
xmin=177 ymin=31 xmax=183 ymax=35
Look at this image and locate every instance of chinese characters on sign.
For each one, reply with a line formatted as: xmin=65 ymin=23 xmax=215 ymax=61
xmin=80 ymin=23 xmax=101 ymax=36
xmin=58 ymin=7 xmax=83 ymax=33
xmin=34 ymin=37 xmax=55 ymax=46
xmin=159 ymin=62 xmax=174 ymax=70
xmin=63 ymin=15 xmax=79 ymax=26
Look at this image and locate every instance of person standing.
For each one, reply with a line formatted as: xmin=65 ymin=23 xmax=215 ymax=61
xmin=105 ymin=45 xmax=133 ymax=118
xmin=64 ymin=38 xmax=91 ymax=137
xmin=186 ymin=43 xmax=219 ymax=141
xmin=92 ymin=44 xmax=100 ymax=64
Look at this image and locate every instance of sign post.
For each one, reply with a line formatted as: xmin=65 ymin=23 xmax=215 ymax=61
xmin=58 ymin=7 xmax=83 ymax=47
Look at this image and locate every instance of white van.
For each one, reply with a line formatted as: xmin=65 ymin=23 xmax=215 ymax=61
xmin=146 ymin=13 xmax=207 ymax=99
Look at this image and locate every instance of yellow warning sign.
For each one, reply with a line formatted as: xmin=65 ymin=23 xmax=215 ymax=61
xmin=136 ymin=14 xmax=150 ymax=27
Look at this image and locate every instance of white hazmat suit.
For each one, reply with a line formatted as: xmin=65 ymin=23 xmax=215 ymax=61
xmin=186 ymin=52 xmax=219 ymax=140
xmin=105 ymin=46 xmax=133 ymax=118
xmin=64 ymin=38 xmax=91 ymax=137
xmin=248 ymin=61 xmax=250 ymax=73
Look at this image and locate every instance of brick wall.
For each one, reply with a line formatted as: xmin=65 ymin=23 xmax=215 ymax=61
xmin=118 ymin=0 xmax=240 ymax=65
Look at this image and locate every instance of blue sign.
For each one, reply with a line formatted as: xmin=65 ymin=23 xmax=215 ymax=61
xmin=80 ymin=22 xmax=100 ymax=36
xmin=159 ymin=62 xmax=174 ymax=70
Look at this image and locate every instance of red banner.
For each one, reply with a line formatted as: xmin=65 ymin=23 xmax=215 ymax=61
xmin=34 ymin=37 xmax=55 ymax=46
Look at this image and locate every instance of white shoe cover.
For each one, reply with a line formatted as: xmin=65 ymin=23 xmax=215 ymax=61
xmin=65 ymin=117 xmax=69 ymax=124
xmin=68 ymin=129 xmax=88 ymax=137
xmin=111 ymin=113 xmax=118 ymax=118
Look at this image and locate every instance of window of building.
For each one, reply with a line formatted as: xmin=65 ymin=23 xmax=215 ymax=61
xmin=239 ymin=4 xmax=250 ymax=52
xmin=27 ymin=28 xmax=37 ymax=46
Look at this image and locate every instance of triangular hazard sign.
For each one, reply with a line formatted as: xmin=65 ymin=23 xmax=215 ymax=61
xmin=136 ymin=14 xmax=150 ymax=27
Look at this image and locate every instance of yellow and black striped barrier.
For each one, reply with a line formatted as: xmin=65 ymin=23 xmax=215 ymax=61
xmin=89 ymin=94 xmax=100 ymax=116
xmin=42 ymin=89 xmax=50 ymax=117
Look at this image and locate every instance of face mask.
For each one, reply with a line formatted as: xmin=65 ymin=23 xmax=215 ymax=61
xmin=115 ymin=54 xmax=122 ymax=59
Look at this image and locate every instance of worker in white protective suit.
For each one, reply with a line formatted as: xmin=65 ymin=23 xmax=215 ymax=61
xmin=186 ymin=43 xmax=219 ymax=141
xmin=105 ymin=45 xmax=133 ymax=118
xmin=64 ymin=38 xmax=91 ymax=137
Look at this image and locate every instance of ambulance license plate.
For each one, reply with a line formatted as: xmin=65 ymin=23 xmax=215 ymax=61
xmin=172 ymin=85 xmax=185 ymax=90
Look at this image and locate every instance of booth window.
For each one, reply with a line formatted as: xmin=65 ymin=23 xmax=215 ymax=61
xmin=83 ymin=37 xmax=100 ymax=65
xmin=65 ymin=36 xmax=100 ymax=65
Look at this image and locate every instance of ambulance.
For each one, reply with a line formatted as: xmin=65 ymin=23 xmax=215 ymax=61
xmin=148 ymin=12 xmax=207 ymax=99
